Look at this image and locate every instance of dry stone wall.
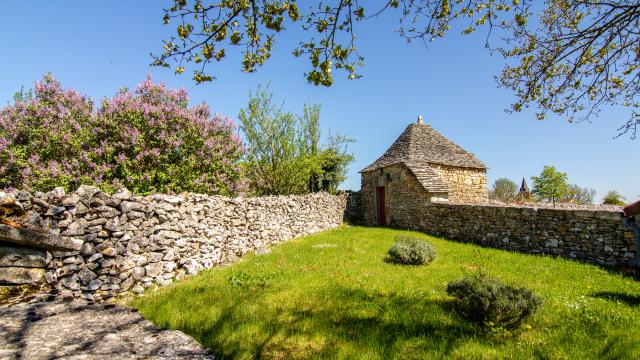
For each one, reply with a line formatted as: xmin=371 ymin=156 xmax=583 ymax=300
xmin=0 ymin=186 xmax=346 ymax=301
xmin=395 ymin=201 xmax=637 ymax=267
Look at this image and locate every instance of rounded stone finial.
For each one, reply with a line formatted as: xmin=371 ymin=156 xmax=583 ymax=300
xmin=417 ymin=115 xmax=424 ymax=124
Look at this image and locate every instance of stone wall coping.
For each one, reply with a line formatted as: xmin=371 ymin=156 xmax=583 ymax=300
xmin=144 ymin=191 xmax=345 ymax=203
xmin=430 ymin=200 xmax=624 ymax=220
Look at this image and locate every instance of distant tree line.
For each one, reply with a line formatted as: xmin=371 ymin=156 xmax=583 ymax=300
xmin=489 ymin=166 xmax=627 ymax=206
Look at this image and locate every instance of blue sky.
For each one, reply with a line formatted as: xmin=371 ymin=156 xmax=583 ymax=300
xmin=1 ymin=1 xmax=637 ymax=202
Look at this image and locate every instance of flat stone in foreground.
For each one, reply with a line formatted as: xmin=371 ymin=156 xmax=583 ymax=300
xmin=0 ymin=224 xmax=82 ymax=252
xmin=0 ymin=267 xmax=45 ymax=285
xmin=0 ymin=246 xmax=47 ymax=268
xmin=0 ymin=300 xmax=213 ymax=359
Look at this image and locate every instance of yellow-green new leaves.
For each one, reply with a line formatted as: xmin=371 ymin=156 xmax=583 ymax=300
xmin=154 ymin=0 xmax=301 ymax=84
xmin=499 ymin=1 xmax=639 ymax=137
xmin=177 ymin=24 xmax=193 ymax=39
xmin=153 ymin=1 xmax=639 ymax=137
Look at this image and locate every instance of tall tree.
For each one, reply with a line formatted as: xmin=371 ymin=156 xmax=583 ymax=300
xmin=489 ymin=178 xmax=518 ymax=203
xmin=238 ymin=85 xmax=311 ymax=195
xmin=238 ymin=85 xmax=353 ymax=195
xmin=602 ymin=190 xmax=626 ymax=205
xmin=315 ymin=132 xmax=354 ymax=193
xmin=531 ymin=166 xmax=569 ymax=206
xmin=155 ymin=1 xmax=640 ymax=137
xmin=12 ymin=86 xmax=32 ymax=104
xmin=563 ymin=184 xmax=596 ymax=205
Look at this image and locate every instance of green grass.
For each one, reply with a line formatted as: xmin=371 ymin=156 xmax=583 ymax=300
xmin=131 ymin=226 xmax=640 ymax=359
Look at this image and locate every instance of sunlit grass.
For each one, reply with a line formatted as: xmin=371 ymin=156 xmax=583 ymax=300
xmin=131 ymin=226 xmax=640 ymax=359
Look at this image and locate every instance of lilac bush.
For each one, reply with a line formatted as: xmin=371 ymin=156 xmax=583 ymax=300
xmin=0 ymin=74 xmax=247 ymax=196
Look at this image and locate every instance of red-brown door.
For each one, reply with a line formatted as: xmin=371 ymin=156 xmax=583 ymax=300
xmin=376 ymin=186 xmax=386 ymax=226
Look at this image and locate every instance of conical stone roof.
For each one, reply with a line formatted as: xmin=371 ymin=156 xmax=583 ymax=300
xmin=361 ymin=123 xmax=486 ymax=193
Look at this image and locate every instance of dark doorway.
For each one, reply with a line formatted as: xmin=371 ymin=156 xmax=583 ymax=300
xmin=376 ymin=186 xmax=386 ymax=226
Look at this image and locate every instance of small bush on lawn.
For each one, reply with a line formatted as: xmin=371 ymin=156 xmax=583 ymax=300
xmin=446 ymin=271 xmax=542 ymax=331
xmin=387 ymin=235 xmax=437 ymax=265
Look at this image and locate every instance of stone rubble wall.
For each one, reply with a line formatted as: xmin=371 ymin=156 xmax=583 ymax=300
xmin=0 ymin=186 xmax=347 ymax=301
xmin=396 ymin=201 xmax=637 ymax=267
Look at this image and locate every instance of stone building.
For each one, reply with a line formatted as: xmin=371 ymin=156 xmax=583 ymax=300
xmin=360 ymin=116 xmax=488 ymax=225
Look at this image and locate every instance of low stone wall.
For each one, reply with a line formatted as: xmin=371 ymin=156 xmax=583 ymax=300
xmin=393 ymin=201 xmax=637 ymax=267
xmin=1 ymin=187 xmax=346 ymax=301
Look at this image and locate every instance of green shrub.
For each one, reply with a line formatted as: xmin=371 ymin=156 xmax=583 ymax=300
xmin=387 ymin=236 xmax=437 ymax=265
xmin=0 ymin=74 xmax=246 ymax=196
xmin=446 ymin=272 xmax=542 ymax=330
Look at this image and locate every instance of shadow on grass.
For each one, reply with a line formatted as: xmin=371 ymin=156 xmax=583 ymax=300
xmin=591 ymin=291 xmax=640 ymax=307
xmin=599 ymin=265 xmax=640 ymax=282
xmin=137 ymin=280 xmax=640 ymax=359
xmin=382 ymin=256 xmax=423 ymax=266
xmin=168 ymin=285 xmax=479 ymax=359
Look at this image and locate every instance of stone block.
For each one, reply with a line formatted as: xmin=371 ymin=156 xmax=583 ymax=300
xmin=0 ymin=224 xmax=82 ymax=251
xmin=0 ymin=245 xmax=47 ymax=268
xmin=0 ymin=267 xmax=45 ymax=284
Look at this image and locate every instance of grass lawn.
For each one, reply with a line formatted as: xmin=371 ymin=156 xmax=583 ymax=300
xmin=131 ymin=226 xmax=640 ymax=359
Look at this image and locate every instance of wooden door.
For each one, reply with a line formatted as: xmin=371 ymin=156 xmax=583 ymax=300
xmin=376 ymin=186 xmax=386 ymax=226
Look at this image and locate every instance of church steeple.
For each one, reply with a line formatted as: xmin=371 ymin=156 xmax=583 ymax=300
xmin=519 ymin=177 xmax=530 ymax=193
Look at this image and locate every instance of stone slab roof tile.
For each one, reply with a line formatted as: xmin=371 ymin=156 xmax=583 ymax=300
xmin=405 ymin=162 xmax=450 ymax=193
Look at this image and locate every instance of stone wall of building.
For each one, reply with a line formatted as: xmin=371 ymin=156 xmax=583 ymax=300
xmin=360 ymin=163 xmax=488 ymax=226
xmin=360 ymin=171 xmax=376 ymax=225
xmin=361 ymin=164 xmax=446 ymax=226
xmin=0 ymin=186 xmax=347 ymax=301
xmin=429 ymin=164 xmax=488 ymax=203
xmin=343 ymin=190 xmax=362 ymax=223
xmin=394 ymin=201 xmax=637 ymax=267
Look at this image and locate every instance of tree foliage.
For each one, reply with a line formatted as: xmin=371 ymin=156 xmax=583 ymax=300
xmin=531 ymin=165 xmax=569 ymax=206
xmin=498 ymin=1 xmax=640 ymax=138
xmin=312 ymin=132 xmax=354 ymax=193
xmin=563 ymin=184 xmax=596 ymax=205
xmin=12 ymin=86 xmax=33 ymax=104
xmin=0 ymin=74 xmax=246 ymax=195
xmin=602 ymin=190 xmax=626 ymax=205
xmin=238 ymin=85 xmax=353 ymax=195
xmin=489 ymin=177 xmax=518 ymax=203
xmin=156 ymin=0 xmax=640 ymax=137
